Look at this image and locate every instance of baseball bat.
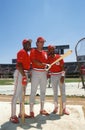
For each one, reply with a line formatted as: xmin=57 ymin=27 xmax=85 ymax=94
xmin=45 ymin=50 xmax=72 ymax=71
xmin=59 ymin=82 xmax=63 ymax=115
xmin=21 ymin=87 xmax=25 ymax=123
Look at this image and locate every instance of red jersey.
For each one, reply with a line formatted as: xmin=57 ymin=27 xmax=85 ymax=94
xmin=16 ymin=49 xmax=30 ymax=70
xmin=47 ymin=54 xmax=64 ymax=73
xmin=30 ymin=49 xmax=47 ymax=69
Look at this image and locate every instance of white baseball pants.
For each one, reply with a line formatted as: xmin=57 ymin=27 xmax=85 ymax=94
xmin=51 ymin=74 xmax=66 ymax=107
xmin=11 ymin=69 xmax=28 ymax=116
xmin=30 ymin=70 xmax=47 ymax=104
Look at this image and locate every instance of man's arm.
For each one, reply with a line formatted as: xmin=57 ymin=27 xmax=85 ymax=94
xmin=60 ymin=64 xmax=65 ymax=83
xmin=17 ymin=62 xmax=26 ymax=76
xmin=32 ymin=59 xmax=46 ymax=67
xmin=17 ymin=62 xmax=27 ymax=86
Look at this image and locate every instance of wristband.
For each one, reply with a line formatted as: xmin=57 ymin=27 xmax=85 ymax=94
xmin=22 ymin=76 xmax=27 ymax=86
xmin=45 ymin=64 xmax=50 ymax=69
xmin=61 ymin=71 xmax=65 ymax=76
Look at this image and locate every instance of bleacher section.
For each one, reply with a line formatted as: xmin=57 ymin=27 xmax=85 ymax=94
xmin=0 ymin=62 xmax=80 ymax=78
xmin=64 ymin=62 xmax=79 ymax=78
xmin=0 ymin=64 xmax=16 ymax=78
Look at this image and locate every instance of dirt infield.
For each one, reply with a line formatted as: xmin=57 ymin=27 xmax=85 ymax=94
xmin=0 ymin=95 xmax=85 ymax=105
xmin=0 ymin=95 xmax=85 ymax=116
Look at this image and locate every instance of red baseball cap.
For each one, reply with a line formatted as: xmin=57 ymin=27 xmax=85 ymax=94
xmin=36 ymin=37 xmax=46 ymax=43
xmin=48 ymin=45 xmax=55 ymax=50
xmin=22 ymin=39 xmax=32 ymax=45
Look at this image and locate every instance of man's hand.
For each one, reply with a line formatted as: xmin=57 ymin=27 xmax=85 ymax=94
xmin=22 ymin=76 xmax=27 ymax=86
xmin=60 ymin=76 xmax=64 ymax=84
xmin=45 ymin=64 xmax=50 ymax=69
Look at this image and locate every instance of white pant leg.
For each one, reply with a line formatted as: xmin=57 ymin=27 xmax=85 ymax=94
xmin=51 ymin=75 xmax=59 ymax=103
xmin=11 ymin=70 xmax=21 ymax=116
xmin=11 ymin=70 xmax=28 ymax=116
xmin=59 ymin=78 xmax=66 ymax=103
xmin=40 ymin=71 xmax=47 ymax=102
xmin=30 ymin=70 xmax=40 ymax=104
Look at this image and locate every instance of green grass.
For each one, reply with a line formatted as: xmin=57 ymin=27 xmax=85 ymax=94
xmin=65 ymin=78 xmax=81 ymax=82
xmin=0 ymin=79 xmax=14 ymax=85
xmin=0 ymin=78 xmax=81 ymax=85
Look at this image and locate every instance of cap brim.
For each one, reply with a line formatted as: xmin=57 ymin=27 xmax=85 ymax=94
xmin=28 ymin=39 xmax=32 ymax=43
xmin=37 ymin=40 xmax=46 ymax=43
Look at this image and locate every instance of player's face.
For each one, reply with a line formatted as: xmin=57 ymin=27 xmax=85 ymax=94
xmin=36 ymin=41 xmax=44 ymax=50
xmin=27 ymin=42 xmax=31 ymax=50
xmin=48 ymin=48 xmax=55 ymax=56
xmin=24 ymin=42 xmax=31 ymax=51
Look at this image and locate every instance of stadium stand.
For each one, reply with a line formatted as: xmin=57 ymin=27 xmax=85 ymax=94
xmin=64 ymin=62 xmax=79 ymax=78
xmin=0 ymin=62 xmax=79 ymax=78
xmin=0 ymin=64 xmax=16 ymax=78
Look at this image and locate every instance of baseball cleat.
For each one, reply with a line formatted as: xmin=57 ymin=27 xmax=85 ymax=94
xmin=10 ymin=115 xmax=19 ymax=123
xmin=40 ymin=110 xmax=49 ymax=115
xmin=52 ymin=107 xmax=58 ymax=114
xmin=30 ymin=111 xmax=34 ymax=118
xmin=63 ymin=108 xmax=70 ymax=115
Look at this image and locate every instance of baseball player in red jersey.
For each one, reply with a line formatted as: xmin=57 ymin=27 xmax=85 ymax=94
xmin=47 ymin=45 xmax=70 ymax=115
xmin=10 ymin=38 xmax=32 ymax=123
xmin=29 ymin=37 xmax=49 ymax=118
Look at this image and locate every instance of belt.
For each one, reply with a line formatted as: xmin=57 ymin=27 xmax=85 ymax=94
xmin=33 ymin=68 xmax=45 ymax=72
xmin=50 ymin=71 xmax=62 ymax=75
xmin=24 ymin=70 xmax=29 ymax=73
xmin=17 ymin=69 xmax=29 ymax=73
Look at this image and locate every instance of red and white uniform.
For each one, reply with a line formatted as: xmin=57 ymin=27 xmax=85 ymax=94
xmin=29 ymin=48 xmax=47 ymax=107
xmin=47 ymin=54 xmax=64 ymax=74
xmin=47 ymin=54 xmax=66 ymax=109
xmin=16 ymin=49 xmax=30 ymax=70
xmin=30 ymin=49 xmax=47 ymax=69
xmin=11 ymin=49 xmax=30 ymax=117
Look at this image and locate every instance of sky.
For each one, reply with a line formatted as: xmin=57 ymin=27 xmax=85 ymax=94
xmin=0 ymin=0 xmax=85 ymax=64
